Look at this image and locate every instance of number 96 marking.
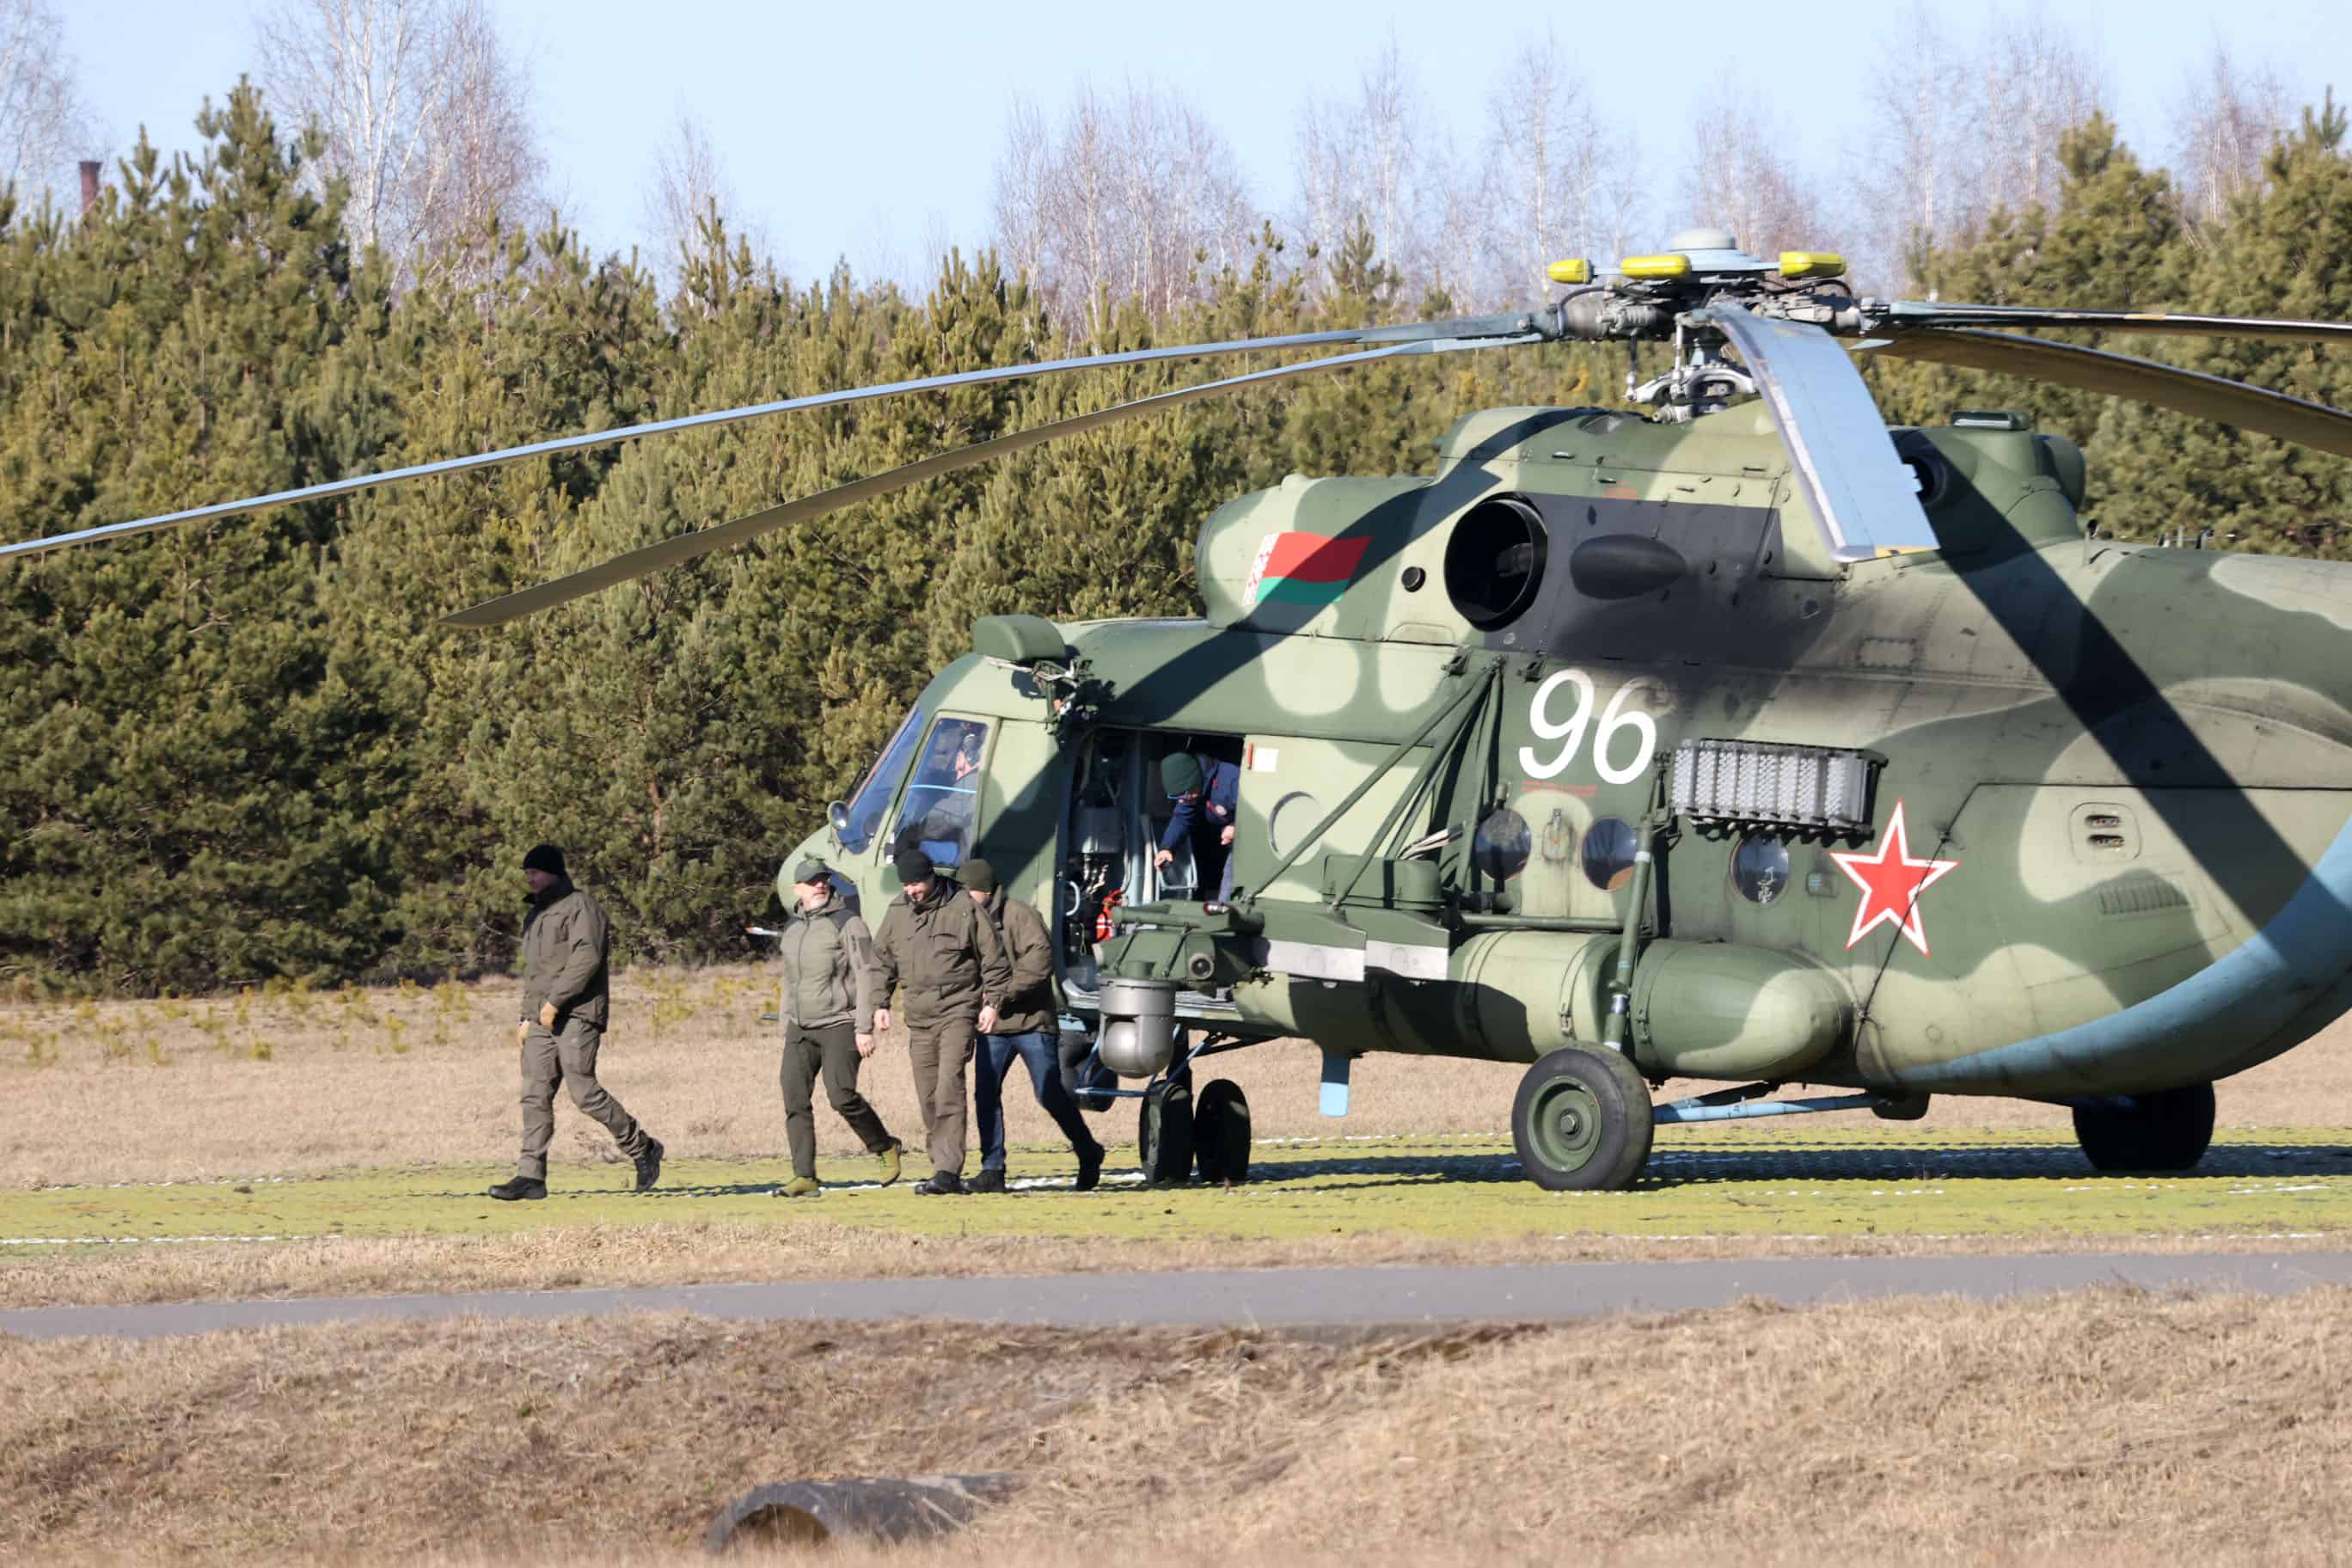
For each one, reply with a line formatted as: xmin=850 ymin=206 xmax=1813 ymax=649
xmin=1518 ymin=669 xmax=1658 ymax=785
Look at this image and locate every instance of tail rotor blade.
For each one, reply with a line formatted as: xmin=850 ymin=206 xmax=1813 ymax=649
xmin=442 ymin=333 xmax=1534 ymax=628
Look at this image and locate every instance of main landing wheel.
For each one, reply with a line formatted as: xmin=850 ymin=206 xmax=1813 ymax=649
xmin=2073 ymin=1082 xmax=2216 ymax=1173
xmin=1511 ymin=1047 xmax=1654 ymax=1191
xmin=1138 ymin=1079 xmax=1194 ymax=1185
xmin=1192 ymin=1078 xmax=1252 ymax=1185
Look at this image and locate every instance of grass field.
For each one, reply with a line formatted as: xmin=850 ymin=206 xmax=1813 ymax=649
xmin=9 ymin=1290 xmax=2350 ymax=1566
xmin=3 ymin=964 xmax=2349 ymax=1309
xmin=9 ymin=970 xmax=2352 ymax=1566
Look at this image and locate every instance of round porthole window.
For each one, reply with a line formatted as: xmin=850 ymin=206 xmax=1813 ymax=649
xmin=1582 ymin=817 xmax=1638 ymax=891
xmin=1473 ymin=807 xmax=1532 ymax=881
xmin=1267 ymin=791 xmax=1325 ymax=860
xmin=1732 ymin=834 xmax=1791 ymax=904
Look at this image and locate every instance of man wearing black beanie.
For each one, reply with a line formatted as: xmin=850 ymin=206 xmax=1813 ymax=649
xmin=870 ymin=845 xmax=1013 ymax=1193
xmin=489 ymin=844 xmax=663 ymax=1201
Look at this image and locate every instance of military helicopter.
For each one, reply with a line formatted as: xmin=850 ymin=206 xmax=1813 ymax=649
xmin=18 ymin=226 xmax=2352 ymax=1191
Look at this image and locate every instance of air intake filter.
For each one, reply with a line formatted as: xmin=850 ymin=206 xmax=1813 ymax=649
xmin=1669 ymin=739 xmax=1875 ymax=830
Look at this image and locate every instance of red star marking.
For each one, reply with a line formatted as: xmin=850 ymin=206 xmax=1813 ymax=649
xmin=1830 ymin=799 xmax=1959 ymax=957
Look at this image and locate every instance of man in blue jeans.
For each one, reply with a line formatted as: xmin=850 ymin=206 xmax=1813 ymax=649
xmin=960 ymin=857 xmax=1106 ymax=1193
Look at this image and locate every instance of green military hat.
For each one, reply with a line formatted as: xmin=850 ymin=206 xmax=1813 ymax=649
xmin=961 ymin=857 xmax=999 ymax=894
xmin=791 ymin=856 xmax=831 ymax=886
xmin=1160 ymin=752 xmax=1204 ymax=798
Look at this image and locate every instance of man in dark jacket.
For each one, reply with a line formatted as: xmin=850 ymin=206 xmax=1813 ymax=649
xmin=774 ymin=858 xmax=903 ymax=1196
xmin=490 ymin=844 xmax=662 ymax=1200
xmin=1156 ymin=750 xmax=1239 ymax=899
xmin=871 ymin=846 xmax=1014 ymax=1194
xmin=961 ymin=857 xmax=1104 ymax=1193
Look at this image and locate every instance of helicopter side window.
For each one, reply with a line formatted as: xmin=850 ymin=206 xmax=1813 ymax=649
xmin=890 ymin=716 xmax=992 ymax=870
xmin=836 ymin=705 xmax=927 ymax=854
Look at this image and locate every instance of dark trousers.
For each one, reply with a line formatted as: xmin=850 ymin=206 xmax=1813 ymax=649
xmin=975 ymin=1029 xmax=1104 ymax=1173
xmin=906 ymin=1011 xmax=978 ymax=1178
xmin=518 ymin=1017 xmax=646 ymax=1179
xmin=780 ymin=1020 xmax=895 ymax=1179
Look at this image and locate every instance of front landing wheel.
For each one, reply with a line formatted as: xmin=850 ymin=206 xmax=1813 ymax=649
xmin=2073 ymin=1082 xmax=2215 ymax=1173
xmin=1511 ymin=1047 xmax=1654 ymax=1191
xmin=1138 ymin=1080 xmax=1194 ymax=1185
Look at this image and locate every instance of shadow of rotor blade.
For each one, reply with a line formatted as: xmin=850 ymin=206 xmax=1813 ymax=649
xmin=1 ymin=313 xmax=1541 ymax=565
xmin=442 ymin=337 xmax=1528 ymax=628
xmin=1865 ymin=330 xmax=2352 ymax=460
xmin=1883 ymin=301 xmax=2352 ymax=345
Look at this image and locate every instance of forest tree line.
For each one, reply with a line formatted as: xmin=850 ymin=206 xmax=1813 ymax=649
xmin=4 ymin=32 xmax=2352 ymax=995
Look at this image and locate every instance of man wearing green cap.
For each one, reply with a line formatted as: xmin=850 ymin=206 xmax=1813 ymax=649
xmin=490 ymin=843 xmax=663 ymax=1201
xmin=959 ymin=857 xmax=1105 ymax=1193
xmin=1156 ymin=750 xmax=1240 ymax=900
xmin=773 ymin=858 xmax=904 ymax=1196
xmin=871 ymin=845 xmax=1014 ymax=1194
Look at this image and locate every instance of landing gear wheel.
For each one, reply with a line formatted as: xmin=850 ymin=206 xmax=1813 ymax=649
xmin=1192 ymin=1078 xmax=1252 ymax=1185
xmin=1511 ymin=1047 xmax=1654 ymax=1191
xmin=1138 ymin=1080 xmax=1194 ymax=1185
xmin=2073 ymin=1082 xmax=2215 ymax=1173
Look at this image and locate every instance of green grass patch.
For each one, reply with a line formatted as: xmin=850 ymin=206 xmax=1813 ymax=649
xmin=4 ymin=1126 xmax=2349 ymax=1255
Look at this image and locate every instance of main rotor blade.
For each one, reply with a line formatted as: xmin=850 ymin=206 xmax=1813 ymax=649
xmin=1700 ymin=302 xmax=1939 ymax=561
xmin=1862 ymin=328 xmax=2352 ymax=461
xmin=442 ymin=334 xmax=1533 ymax=628
xmin=1883 ymin=301 xmax=2352 ymax=345
xmin=1 ymin=312 xmax=1543 ymax=564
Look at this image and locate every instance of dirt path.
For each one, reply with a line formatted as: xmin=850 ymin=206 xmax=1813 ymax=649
xmin=10 ymin=1249 xmax=2352 ymax=1339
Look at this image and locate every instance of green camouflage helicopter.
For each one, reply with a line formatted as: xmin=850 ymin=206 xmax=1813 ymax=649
xmin=18 ymin=226 xmax=2352 ymax=1191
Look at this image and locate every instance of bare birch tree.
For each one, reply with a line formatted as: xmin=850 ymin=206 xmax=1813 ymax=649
xmin=1852 ymin=2 xmax=1973 ymax=292
xmin=0 ymin=0 xmax=93 ymax=204
xmin=640 ymin=102 xmax=774 ymax=298
xmin=1480 ymin=29 xmax=1611 ymax=307
xmin=1975 ymin=8 xmax=2108 ymax=219
xmin=1679 ymin=79 xmax=1837 ymax=264
xmin=1285 ymin=34 xmax=1450 ymax=303
xmin=989 ymin=77 xmax=1250 ymax=334
xmin=2171 ymin=40 xmax=2294 ymax=232
xmin=254 ymin=0 xmax=546 ymax=285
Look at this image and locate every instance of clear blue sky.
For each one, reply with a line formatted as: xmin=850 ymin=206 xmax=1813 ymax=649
xmin=56 ymin=0 xmax=2352 ymax=285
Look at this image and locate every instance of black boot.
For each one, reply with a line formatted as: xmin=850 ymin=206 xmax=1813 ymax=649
xmin=967 ymin=1167 xmax=1007 ymax=1194
xmin=1074 ymin=1142 xmax=1106 ymax=1193
xmin=633 ymin=1136 xmax=665 ymax=1191
xmin=488 ymin=1176 xmax=547 ymax=1201
xmin=913 ymin=1172 xmax=965 ymax=1195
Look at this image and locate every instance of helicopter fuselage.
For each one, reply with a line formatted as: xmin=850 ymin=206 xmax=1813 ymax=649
xmin=799 ymin=401 xmax=2352 ymax=1104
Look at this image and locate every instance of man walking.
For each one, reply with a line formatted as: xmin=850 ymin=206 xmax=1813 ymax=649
xmin=488 ymin=844 xmax=663 ymax=1201
xmin=774 ymin=858 xmax=904 ymax=1196
xmin=959 ymin=857 xmax=1105 ymax=1194
xmin=871 ymin=846 xmax=1012 ymax=1195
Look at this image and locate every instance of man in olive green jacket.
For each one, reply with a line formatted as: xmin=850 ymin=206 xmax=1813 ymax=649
xmin=871 ymin=845 xmax=1013 ymax=1194
xmin=490 ymin=844 xmax=662 ymax=1200
xmin=774 ymin=857 xmax=904 ymax=1196
xmin=962 ymin=857 xmax=1105 ymax=1193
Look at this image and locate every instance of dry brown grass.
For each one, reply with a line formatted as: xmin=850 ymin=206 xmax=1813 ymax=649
xmin=7 ymin=963 xmax=2349 ymax=1189
xmin=6 ymin=1289 xmax=2349 ymax=1566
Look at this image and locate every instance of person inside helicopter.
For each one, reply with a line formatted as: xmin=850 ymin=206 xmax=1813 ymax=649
xmin=1155 ymin=744 xmax=1240 ymax=901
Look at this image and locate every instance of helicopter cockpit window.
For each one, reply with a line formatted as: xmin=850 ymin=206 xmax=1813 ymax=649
xmin=836 ymin=705 xmax=927 ymax=854
xmin=1444 ymin=495 xmax=1547 ymax=630
xmin=890 ymin=717 xmax=991 ymax=870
